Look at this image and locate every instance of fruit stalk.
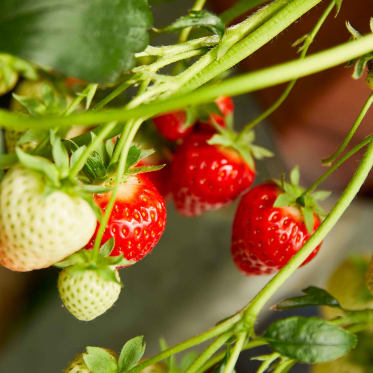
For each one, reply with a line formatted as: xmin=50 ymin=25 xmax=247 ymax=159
xmin=243 ymin=138 xmax=373 ymax=321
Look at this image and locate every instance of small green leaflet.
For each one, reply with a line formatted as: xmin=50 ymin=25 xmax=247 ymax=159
xmin=162 ymin=10 xmax=225 ymax=38
xmin=264 ymin=316 xmax=357 ymax=363
xmin=118 ymin=336 xmax=146 ymax=373
xmin=100 ymin=238 xmax=115 ymax=257
xmin=83 ymin=347 xmax=118 ymax=373
xmin=274 ymin=286 xmax=340 ymax=310
xmin=0 ymin=0 xmax=152 ymax=83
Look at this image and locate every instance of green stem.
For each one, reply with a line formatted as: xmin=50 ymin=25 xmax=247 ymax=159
xmin=175 ymin=0 xmax=290 ymax=91
xmin=323 ymin=92 xmax=373 ymax=165
xmin=69 ymin=121 xmax=117 ymax=178
xmin=221 ymin=332 xmax=247 ymax=373
xmin=3 ymin=34 xmax=373 ymax=130
xmin=244 ymin=138 xmax=373 ymax=321
xmin=92 ymin=119 xmax=142 ymax=257
xmin=304 ymin=135 xmax=373 ymax=195
xmin=178 ymin=0 xmax=207 ymax=43
xmin=239 ymin=0 xmax=335 ymax=136
xmin=185 ymin=333 xmax=232 ymax=373
xmin=178 ymin=0 xmax=322 ymax=94
xmin=273 ymin=359 xmax=295 ymax=373
xmin=64 ymin=83 xmax=98 ymax=115
xmin=126 ymin=313 xmax=242 ymax=373
xmin=220 ymin=0 xmax=268 ymax=25
xmin=93 ymin=77 xmax=138 ymax=111
xmin=198 ymin=340 xmax=267 ymax=373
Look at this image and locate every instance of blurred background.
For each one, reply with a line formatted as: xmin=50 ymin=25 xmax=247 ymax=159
xmin=0 ymin=0 xmax=373 ymax=372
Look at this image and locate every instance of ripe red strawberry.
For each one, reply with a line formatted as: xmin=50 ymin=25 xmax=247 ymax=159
xmin=196 ymin=96 xmax=234 ymax=133
xmin=231 ymin=172 xmax=328 ymax=275
xmin=86 ymin=174 xmax=167 ymax=264
xmin=153 ymin=111 xmax=192 ymax=141
xmin=171 ymin=132 xmax=256 ymax=216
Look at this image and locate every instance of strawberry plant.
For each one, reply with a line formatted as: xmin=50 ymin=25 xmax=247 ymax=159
xmin=0 ymin=0 xmax=373 ymax=371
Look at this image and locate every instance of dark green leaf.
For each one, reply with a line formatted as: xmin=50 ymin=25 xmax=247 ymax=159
xmin=118 ymin=336 xmax=146 ymax=373
xmin=274 ymin=286 xmax=340 ymax=310
xmin=83 ymin=347 xmax=118 ymax=373
xmin=100 ymin=238 xmax=115 ymax=257
xmin=264 ymin=316 xmax=357 ymax=363
xmin=163 ymin=10 xmax=225 ymax=38
xmin=16 ymin=148 xmax=60 ymax=186
xmin=0 ymin=0 xmax=152 ymax=84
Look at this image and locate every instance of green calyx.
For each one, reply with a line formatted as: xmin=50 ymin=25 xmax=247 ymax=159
xmin=207 ymin=125 xmax=273 ymax=169
xmin=55 ymin=238 xmax=135 ymax=286
xmin=273 ymin=166 xmax=330 ymax=233
xmin=69 ymin=135 xmax=164 ymax=185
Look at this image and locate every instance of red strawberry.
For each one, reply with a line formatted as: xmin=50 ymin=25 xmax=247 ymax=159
xmin=197 ymin=96 xmax=234 ymax=134
xmin=153 ymin=111 xmax=193 ymax=141
xmin=231 ymin=172 xmax=328 ymax=275
xmin=171 ymin=132 xmax=255 ymax=216
xmin=86 ymin=174 xmax=167 ymax=265
xmin=138 ymin=154 xmax=172 ymax=200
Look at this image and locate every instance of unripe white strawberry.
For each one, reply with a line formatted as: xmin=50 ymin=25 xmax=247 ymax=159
xmin=0 ymin=165 xmax=96 ymax=271
xmin=58 ymin=268 xmax=121 ymax=321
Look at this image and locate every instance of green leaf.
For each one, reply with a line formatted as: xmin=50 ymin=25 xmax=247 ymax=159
xmin=290 ymin=166 xmax=300 ymax=186
xmin=274 ymin=286 xmax=340 ymax=310
xmin=83 ymin=347 xmax=118 ymax=373
xmin=273 ymin=193 xmax=295 ymax=208
xmin=163 ymin=10 xmax=225 ymax=38
xmin=70 ymin=146 xmax=87 ymax=168
xmin=100 ymin=238 xmax=115 ymax=257
xmin=118 ymin=336 xmax=146 ymax=373
xmin=16 ymin=148 xmax=60 ymax=186
xmin=0 ymin=0 xmax=152 ymax=84
xmin=302 ymin=207 xmax=314 ymax=234
xmin=84 ymin=84 xmax=99 ymax=110
xmin=126 ymin=145 xmax=142 ymax=171
xmin=50 ymin=132 xmax=69 ymax=175
xmin=264 ymin=317 xmax=357 ymax=363
xmin=12 ymin=94 xmax=46 ymax=116
xmin=126 ymin=164 xmax=165 ymax=176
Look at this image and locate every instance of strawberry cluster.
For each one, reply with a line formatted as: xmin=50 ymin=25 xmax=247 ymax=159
xmin=149 ymin=97 xmax=327 ymax=276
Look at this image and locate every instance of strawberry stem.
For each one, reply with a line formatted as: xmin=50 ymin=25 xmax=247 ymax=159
xmin=322 ymin=92 xmax=373 ymax=166
xmin=238 ymin=0 xmax=336 ymax=137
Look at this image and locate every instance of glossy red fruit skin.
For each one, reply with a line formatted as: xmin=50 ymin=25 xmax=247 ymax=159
xmin=196 ymin=96 xmax=234 ymax=134
xmin=231 ymin=183 xmax=321 ymax=276
xmin=86 ymin=175 xmax=167 ymax=265
xmin=138 ymin=156 xmax=172 ymax=200
xmin=171 ymin=133 xmax=255 ymax=216
xmin=153 ymin=111 xmax=192 ymax=141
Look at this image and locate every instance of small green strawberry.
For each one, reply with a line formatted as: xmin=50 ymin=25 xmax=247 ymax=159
xmin=58 ymin=267 xmax=122 ymax=321
xmin=322 ymin=256 xmax=373 ymax=320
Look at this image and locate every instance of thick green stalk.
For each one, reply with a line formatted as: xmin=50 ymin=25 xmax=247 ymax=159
xmin=175 ymin=0 xmax=290 ymax=90
xmin=126 ymin=313 xmax=242 ymax=373
xmin=198 ymin=340 xmax=267 ymax=373
xmin=220 ymin=0 xmax=269 ymax=25
xmin=221 ymin=332 xmax=247 ymax=373
xmin=185 ymin=333 xmax=232 ymax=373
xmin=239 ymin=0 xmax=335 ymax=136
xmin=177 ymin=0 xmax=322 ymax=93
xmin=244 ymin=138 xmax=373 ymax=321
xmin=1 ymin=34 xmax=373 ymax=130
xmin=323 ymin=92 xmax=373 ymax=165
